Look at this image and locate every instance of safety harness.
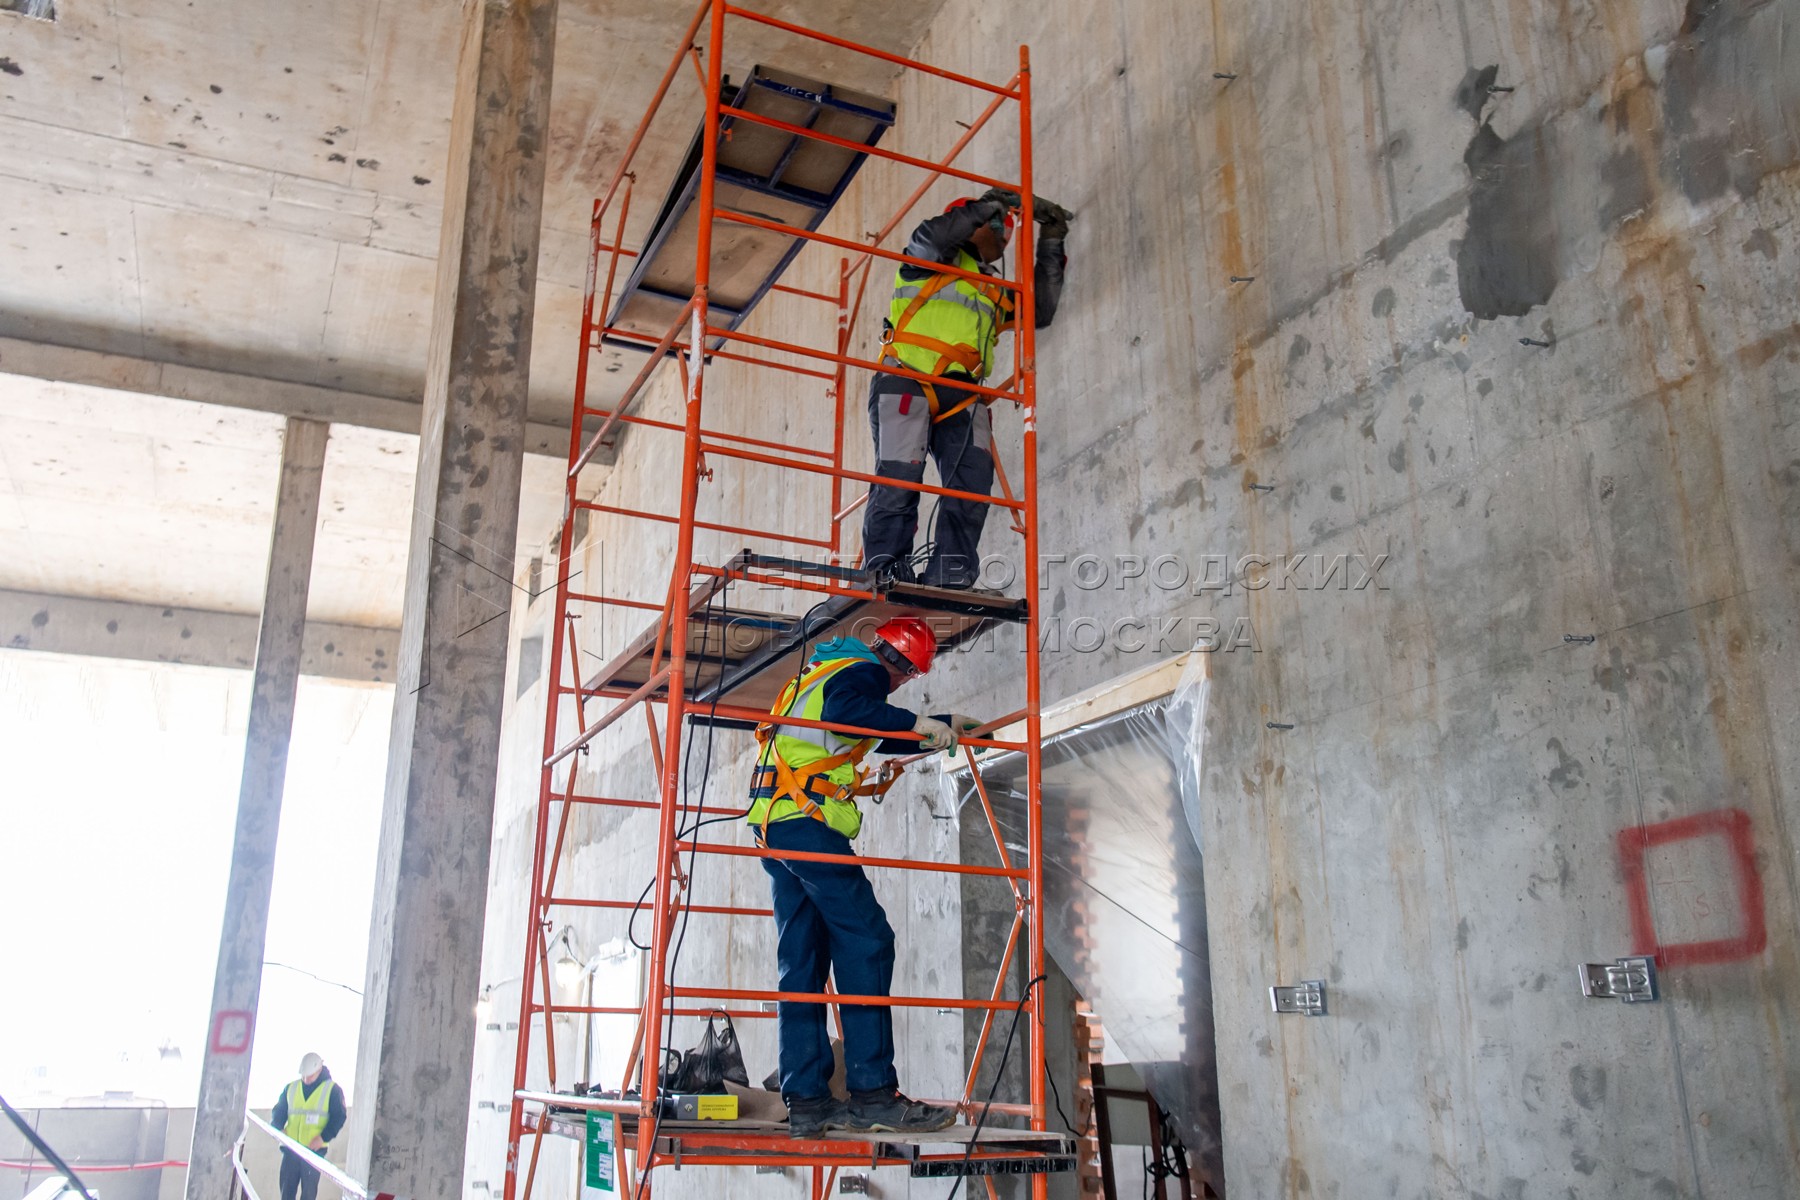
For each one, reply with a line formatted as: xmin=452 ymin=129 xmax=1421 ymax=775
xmin=879 ymin=264 xmax=1013 ymax=425
xmin=751 ymin=659 xmax=905 ymax=842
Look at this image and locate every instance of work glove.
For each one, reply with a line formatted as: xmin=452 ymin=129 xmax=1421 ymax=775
xmin=948 ymin=715 xmax=985 ymax=737
xmin=978 ymin=186 xmax=1023 ymax=211
xmin=913 ymin=714 xmax=957 ymax=752
xmin=1033 ymin=196 xmax=1074 ymax=241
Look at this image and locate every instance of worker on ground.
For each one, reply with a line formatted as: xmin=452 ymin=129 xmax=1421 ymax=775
xmin=270 ymin=1052 xmax=346 ymax=1200
xmin=861 ymin=187 xmax=1071 ymax=588
xmin=748 ymin=616 xmax=983 ymax=1135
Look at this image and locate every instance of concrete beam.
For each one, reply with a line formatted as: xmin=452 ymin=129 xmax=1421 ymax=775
xmin=0 ymin=336 xmax=569 ymax=458
xmin=347 ymin=2 xmax=558 ymax=1196
xmin=187 ymin=418 xmax=330 ymax=1200
xmin=0 ymin=588 xmax=397 ymax=684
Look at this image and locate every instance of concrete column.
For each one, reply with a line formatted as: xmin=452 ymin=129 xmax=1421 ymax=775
xmin=344 ymin=1 xmax=557 ymax=1195
xmin=185 ymin=417 xmax=330 ymax=1200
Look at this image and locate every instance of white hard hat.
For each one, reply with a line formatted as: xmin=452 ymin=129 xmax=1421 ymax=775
xmin=299 ymin=1052 xmax=325 ymax=1077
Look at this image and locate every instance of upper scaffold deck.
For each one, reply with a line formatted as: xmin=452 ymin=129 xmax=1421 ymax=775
xmin=579 ymin=554 xmax=1027 ymax=717
xmin=602 ymin=64 xmax=895 ymax=355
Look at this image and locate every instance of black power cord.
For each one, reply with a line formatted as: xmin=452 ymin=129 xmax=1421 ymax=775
xmin=633 ymin=581 xmax=837 ymax=1198
xmin=0 ymin=1092 xmax=98 ymax=1200
xmin=633 ymin=579 xmax=736 ymax=1199
xmin=624 ymin=590 xmax=831 ymax=951
xmin=945 ymin=972 xmax=1046 ymax=1200
xmin=1144 ymin=1108 xmax=1190 ymax=1196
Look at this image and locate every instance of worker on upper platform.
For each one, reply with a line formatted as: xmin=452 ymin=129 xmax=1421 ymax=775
xmin=748 ymin=615 xmax=983 ymax=1136
xmin=862 ymin=188 xmax=1071 ymax=588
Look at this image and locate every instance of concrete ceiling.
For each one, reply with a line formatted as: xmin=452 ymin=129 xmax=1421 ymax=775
xmin=0 ymin=0 xmax=944 ymax=634
xmin=0 ymin=374 xmax=566 ymax=626
xmin=0 ymin=0 xmax=945 ymax=423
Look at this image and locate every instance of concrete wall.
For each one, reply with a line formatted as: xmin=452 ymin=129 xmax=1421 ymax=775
xmin=471 ymin=0 xmax=1800 ymax=1195
xmin=890 ymin=0 xmax=1800 ymax=1195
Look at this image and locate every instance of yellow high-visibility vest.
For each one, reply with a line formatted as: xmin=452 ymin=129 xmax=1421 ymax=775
xmin=882 ymin=248 xmax=1011 ymax=384
xmin=283 ymin=1078 xmax=335 ymax=1147
xmin=747 ymin=657 xmax=876 ymax=840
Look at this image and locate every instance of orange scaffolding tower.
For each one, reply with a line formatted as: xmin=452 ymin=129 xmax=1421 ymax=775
xmin=504 ymin=2 xmax=1058 ymax=1196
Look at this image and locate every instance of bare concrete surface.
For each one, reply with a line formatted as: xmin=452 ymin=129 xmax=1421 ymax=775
xmin=345 ymin=2 xmax=559 ymax=1195
xmin=0 ymin=373 xmax=566 ymax=629
xmin=0 ymin=585 xmax=396 ymax=682
xmin=186 ymin=417 xmax=328 ymax=1200
xmin=4 ymin=0 xmax=1797 ymax=1195
xmin=473 ymin=0 xmax=1800 ymax=1196
xmin=0 ymin=0 xmax=952 ymax=425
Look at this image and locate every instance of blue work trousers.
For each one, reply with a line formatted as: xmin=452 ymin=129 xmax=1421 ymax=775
xmin=761 ymin=815 xmax=899 ymax=1101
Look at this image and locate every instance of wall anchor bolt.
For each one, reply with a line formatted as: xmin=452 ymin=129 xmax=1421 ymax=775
xmin=1213 ymin=72 xmax=1238 ymax=80
xmin=1579 ymin=956 xmax=1658 ymax=1003
xmin=1487 ymin=84 xmax=1515 ymax=93
xmin=1249 ymin=482 xmax=1276 ymax=492
xmin=1266 ymin=721 xmax=1295 ymax=730
xmin=1519 ymin=337 xmax=1553 ymax=348
xmin=1270 ymin=980 xmax=1327 ymax=1015
xmin=1230 ymin=274 xmax=1256 ymax=283
xmin=1563 ymin=633 xmax=1596 ymax=644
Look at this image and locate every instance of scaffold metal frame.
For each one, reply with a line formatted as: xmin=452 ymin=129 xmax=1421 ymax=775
xmin=504 ymin=2 xmax=1050 ymax=1196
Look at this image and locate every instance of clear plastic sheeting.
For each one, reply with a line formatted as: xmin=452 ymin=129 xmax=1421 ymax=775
xmin=1168 ymin=650 xmax=1212 ymax=857
xmin=944 ymin=657 xmax=1222 ymax=1188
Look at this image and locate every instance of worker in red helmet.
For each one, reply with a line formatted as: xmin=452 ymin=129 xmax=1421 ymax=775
xmin=748 ymin=615 xmax=984 ymax=1135
xmin=863 ymin=186 xmax=1072 ymax=587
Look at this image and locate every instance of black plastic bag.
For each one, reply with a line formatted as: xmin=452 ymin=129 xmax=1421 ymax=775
xmin=659 ymin=1011 xmax=750 ymax=1094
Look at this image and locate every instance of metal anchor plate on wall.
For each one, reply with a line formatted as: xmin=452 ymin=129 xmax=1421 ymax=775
xmin=1579 ymin=956 xmax=1659 ymax=1002
xmin=1269 ymin=980 xmax=1327 ymax=1016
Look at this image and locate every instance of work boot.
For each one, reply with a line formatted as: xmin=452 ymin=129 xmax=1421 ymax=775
xmin=834 ymin=1088 xmax=957 ymax=1133
xmin=786 ymin=1095 xmax=846 ymax=1138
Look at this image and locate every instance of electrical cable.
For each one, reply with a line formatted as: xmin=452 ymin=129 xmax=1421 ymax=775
xmin=1146 ymin=1109 xmax=1191 ymax=1191
xmin=0 ymin=1092 xmax=98 ymax=1200
xmin=1044 ymin=1058 xmax=1080 ymax=1138
xmin=944 ymin=972 xmax=1046 ymax=1200
xmin=625 ymin=569 xmax=874 ymax=1196
xmin=636 ymin=581 xmax=839 ymax=1197
xmin=633 ymin=578 xmax=735 ymax=1199
xmin=625 ymin=590 xmax=832 ymax=950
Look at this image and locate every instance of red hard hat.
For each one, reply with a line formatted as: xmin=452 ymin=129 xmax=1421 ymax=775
xmin=873 ymin=616 xmax=937 ymax=676
xmin=945 ymin=195 xmax=1015 ymax=242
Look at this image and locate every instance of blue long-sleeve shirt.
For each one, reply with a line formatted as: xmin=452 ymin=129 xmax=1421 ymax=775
xmin=818 ymin=660 xmax=944 ymax=753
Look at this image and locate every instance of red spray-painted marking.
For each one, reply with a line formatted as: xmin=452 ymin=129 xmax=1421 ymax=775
xmin=209 ymin=1009 xmax=254 ymax=1054
xmin=1617 ymin=807 xmax=1766 ymax=967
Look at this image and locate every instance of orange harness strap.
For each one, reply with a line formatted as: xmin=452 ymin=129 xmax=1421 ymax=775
xmin=880 ymin=269 xmax=1006 ymax=423
xmin=753 ymin=659 xmax=882 ymax=841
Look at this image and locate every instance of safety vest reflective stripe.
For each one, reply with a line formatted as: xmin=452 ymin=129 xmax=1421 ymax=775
xmin=891 ymin=281 xmax=999 ymax=319
xmin=885 ymin=249 xmax=1011 ymax=382
xmin=747 ymin=657 xmax=876 ymax=840
xmin=283 ymin=1080 xmax=334 ymax=1144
